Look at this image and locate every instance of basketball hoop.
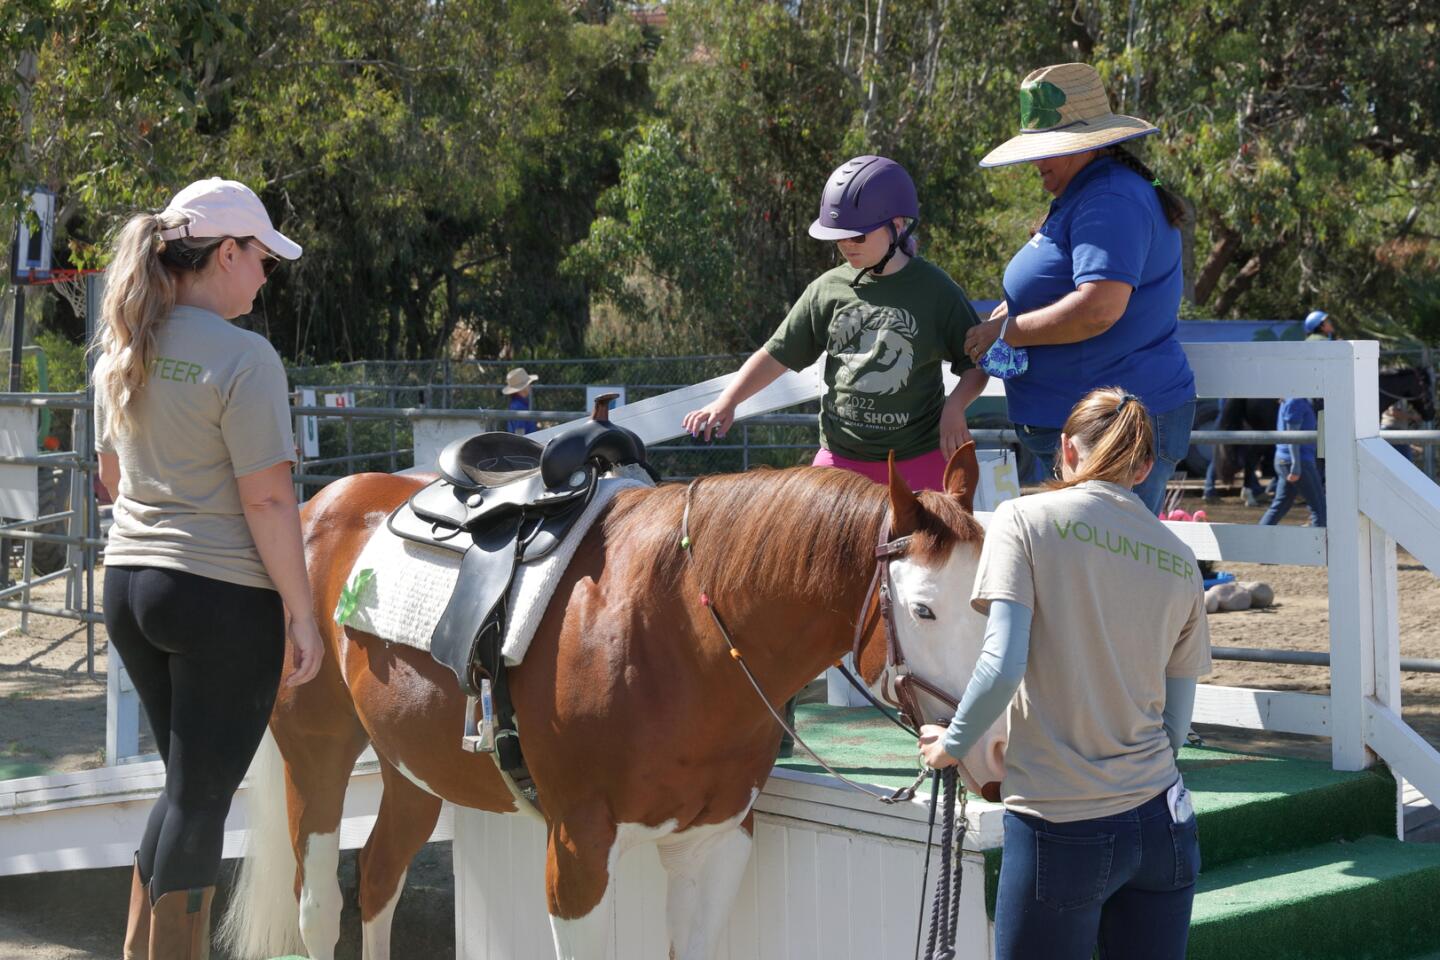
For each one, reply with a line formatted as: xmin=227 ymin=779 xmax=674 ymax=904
xmin=28 ymin=268 xmax=101 ymax=318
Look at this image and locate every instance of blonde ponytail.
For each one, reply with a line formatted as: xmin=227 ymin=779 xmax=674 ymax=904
xmin=1049 ymin=387 xmax=1155 ymax=489
xmin=94 ymin=212 xmax=186 ymax=436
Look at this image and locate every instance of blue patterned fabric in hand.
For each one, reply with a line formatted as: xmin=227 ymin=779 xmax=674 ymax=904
xmin=979 ymin=317 xmax=1029 ymax=380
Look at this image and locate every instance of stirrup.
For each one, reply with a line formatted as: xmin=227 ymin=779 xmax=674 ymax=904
xmin=461 ymin=686 xmax=496 ymax=753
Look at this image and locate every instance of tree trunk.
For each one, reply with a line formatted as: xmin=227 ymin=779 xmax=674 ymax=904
xmin=1194 ymin=225 xmax=1241 ymax=306
xmin=1211 ymin=242 xmax=1283 ymax=315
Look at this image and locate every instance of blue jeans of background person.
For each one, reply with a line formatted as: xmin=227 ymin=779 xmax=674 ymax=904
xmin=1016 ymin=400 xmax=1196 ymax=516
xmin=1259 ymin=459 xmax=1326 ymax=527
xmin=994 ymin=789 xmax=1199 ymax=960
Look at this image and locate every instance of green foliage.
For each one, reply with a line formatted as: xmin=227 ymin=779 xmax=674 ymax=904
xmin=4 ymin=0 xmax=1440 ymax=356
xmin=5 ymin=0 xmax=653 ymax=358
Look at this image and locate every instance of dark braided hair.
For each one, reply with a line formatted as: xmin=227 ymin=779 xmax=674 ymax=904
xmin=1105 ymin=145 xmax=1187 ymax=227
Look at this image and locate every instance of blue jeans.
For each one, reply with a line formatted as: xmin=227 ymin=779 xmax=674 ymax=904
xmin=994 ymin=789 xmax=1199 ymax=960
xmin=1259 ymin=459 xmax=1326 ymax=527
xmin=1016 ymin=400 xmax=1196 ymax=516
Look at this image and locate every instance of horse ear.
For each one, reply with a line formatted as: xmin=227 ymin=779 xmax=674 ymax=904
xmin=888 ymin=451 xmax=921 ymax=536
xmin=943 ymin=442 xmax=980 ymax=513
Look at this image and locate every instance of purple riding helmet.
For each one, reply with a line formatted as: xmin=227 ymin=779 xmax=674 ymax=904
xmin=809 ymin=156 xmax=920 ymax=283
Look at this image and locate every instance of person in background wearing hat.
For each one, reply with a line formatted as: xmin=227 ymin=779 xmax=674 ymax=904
xmin=503 ymin=366 xmax=539 ymax=434
xmin=682 ymin=155 xmax=989 ymax=494
xmin=964 ymin=63 xmax=1196 ymax=516
xmin=920 ymin=387 xmax=1211 ymax=960
xmin=93 ymin=178 xmax=322 ymax=958
xmin=1304 ymin=309 xmax=1335 ymax=341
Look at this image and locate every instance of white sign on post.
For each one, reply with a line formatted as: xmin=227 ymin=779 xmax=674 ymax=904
xmin=0 ymin=407 xmax=39 ymax=520
xmin=323 ymin=391 xmax=356 ymax=418
xmin=585 ymin=385 xmax=626 ymax=414
xmin=299 ymin=388 xmax=320 ymax=458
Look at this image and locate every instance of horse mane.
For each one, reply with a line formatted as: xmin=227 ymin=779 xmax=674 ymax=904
xmin=602 ymin=466 xmax=983 ymax=609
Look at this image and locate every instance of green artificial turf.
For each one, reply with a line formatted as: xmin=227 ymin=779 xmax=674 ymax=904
xmin=772 ymin=703 xmax=1407 ymax=939
xmin=1188 ymin=836 xmax=1440 ymax=960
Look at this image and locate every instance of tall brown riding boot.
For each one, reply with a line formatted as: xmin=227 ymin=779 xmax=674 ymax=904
xmin=122 ymin=854 xmax=150 ymax=960
xmin=148 ymin=886 xmax=215 ymax=960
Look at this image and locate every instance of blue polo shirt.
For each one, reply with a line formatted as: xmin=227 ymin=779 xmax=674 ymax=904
xmin=1001 ymin=155 xmax=1194 ymax=427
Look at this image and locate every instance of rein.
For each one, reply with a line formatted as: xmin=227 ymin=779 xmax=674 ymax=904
xmin=679 ymin=478 xmax=971 ymax=958
xmin=680 ymin=480 xmax=924 ymax=805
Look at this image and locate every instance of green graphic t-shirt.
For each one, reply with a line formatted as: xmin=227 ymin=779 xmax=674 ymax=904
xmin=763 ymin=256 xmax=980 ymax=461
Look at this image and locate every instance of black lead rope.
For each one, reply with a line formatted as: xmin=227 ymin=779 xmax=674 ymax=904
xmin=916 ymin=767 xmax=967 ymax=960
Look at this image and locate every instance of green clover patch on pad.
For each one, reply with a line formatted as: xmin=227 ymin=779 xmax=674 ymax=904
xmin=1020 ymin=80 xmax=1067 ymax=129
xmin=334 ymin=568 xmax=375 ymax=625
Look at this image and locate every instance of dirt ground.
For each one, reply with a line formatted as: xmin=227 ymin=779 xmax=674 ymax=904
xmin=2 ymin=486 xmax=1439 ymax=957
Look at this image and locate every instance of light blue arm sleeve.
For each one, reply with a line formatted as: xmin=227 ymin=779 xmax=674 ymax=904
xmin=942 ymin=599 xmax=1031 ymax=761
xmin=1163 ymin=675 xmax=1197 ymax=758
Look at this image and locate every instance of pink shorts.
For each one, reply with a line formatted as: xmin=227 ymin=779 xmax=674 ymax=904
xmin=811 ymin=447 xmax=947 ymax=492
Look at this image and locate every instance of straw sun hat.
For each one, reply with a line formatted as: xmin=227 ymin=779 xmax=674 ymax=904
xmin=980 ymin=63 xmax=1159 ymax=168
xmin=502 ymin=367 xmax=539 ymax=395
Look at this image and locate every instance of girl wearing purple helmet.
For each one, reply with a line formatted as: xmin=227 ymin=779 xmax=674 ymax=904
xmin=682 ymin=156 xmax=987 ymax=492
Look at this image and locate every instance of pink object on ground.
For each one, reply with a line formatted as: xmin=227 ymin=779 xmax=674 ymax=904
xmin=1193 ymin=509 xmax=1208 ymax=522
xmin=811 ymin=447 xmax=948 ymax=492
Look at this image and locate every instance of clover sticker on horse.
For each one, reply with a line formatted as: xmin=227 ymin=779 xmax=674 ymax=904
xmin=218 ymin=407 xmax=1001 ymax=960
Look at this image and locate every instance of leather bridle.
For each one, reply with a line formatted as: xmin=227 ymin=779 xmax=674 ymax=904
xmin=850 ymin=521 xmax=967 ymax=734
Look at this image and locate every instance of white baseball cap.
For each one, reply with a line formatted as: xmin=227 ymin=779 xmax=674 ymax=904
xmin=157 ymin=178 xmax=302 ymax=260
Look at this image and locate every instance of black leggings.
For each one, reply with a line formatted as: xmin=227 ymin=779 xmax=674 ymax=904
xmin=104 ymin=566 xmax=285 ymax=898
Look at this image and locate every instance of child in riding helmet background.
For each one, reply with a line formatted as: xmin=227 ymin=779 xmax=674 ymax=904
xmin=682 ymin=155 xmax=987 ymax=493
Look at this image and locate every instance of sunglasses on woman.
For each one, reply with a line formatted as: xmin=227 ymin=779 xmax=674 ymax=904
xmin=251 ymin=241 xmax=281 ymax=277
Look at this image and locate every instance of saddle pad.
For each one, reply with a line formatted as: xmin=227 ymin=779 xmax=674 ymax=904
xmin=336 ymin=466 xmax=653 ymax=666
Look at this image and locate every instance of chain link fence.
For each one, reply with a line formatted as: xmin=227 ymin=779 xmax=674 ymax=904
xmin=288 ymin=355 xmax=830 ymax=481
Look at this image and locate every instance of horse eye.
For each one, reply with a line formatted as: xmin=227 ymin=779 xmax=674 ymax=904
xmin=911 ymin=602 xmax=936 ymax=621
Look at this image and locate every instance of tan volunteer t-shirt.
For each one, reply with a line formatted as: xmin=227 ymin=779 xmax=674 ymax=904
xmin=95 ymin=305 xmax=296 ymax=590
xmin=972 ymin=480 xmax=1211 ymax=822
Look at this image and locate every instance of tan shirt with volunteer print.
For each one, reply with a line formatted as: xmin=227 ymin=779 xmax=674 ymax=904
xmin=973 ymin=480 xmax=1212 ymax=822
xmin=95 ymin=305 xmax=296 ymax=591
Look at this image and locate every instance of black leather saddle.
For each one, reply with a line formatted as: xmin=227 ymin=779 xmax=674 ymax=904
xmin=383 ymin=396 xmax=652 ymax=772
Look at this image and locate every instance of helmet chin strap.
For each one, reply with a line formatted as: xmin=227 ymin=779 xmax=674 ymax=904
xmin=850 ymin=219 xmax=917 ymax=287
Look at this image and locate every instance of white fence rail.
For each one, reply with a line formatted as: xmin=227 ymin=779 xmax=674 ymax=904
xmin=4 ymin=339 xmax=1438 ymax=879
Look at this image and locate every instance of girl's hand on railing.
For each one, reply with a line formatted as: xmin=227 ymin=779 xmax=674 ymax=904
xmin=683 ymin=399 xmax=738 ymax=442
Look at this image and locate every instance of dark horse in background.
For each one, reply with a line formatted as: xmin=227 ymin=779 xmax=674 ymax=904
xmin=1212 ymin=364 xmax=1436 ymax=490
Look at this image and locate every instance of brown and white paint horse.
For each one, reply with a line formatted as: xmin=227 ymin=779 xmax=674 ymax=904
xmin=219 ymin=447 xmax=1003 ymax=960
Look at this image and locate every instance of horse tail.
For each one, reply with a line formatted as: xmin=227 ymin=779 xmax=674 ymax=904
xmin=217 ymin=727 xmax=306 ymax=959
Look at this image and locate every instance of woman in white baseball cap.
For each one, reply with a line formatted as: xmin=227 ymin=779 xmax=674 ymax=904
xmin=94 ymin=178 xmax=319 ymax=958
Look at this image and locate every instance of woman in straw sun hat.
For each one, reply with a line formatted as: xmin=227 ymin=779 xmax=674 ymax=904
xmin=963 ymin=62 xmax=1196 ymax=516
xmin=502 ymin=366 xmax=539 ymax=434
xmin=94 ymin=177 xmax=322 ymax=957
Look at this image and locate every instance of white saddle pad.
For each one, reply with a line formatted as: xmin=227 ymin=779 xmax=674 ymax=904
xmin=335 ymin=465 xmax=652 ymax=666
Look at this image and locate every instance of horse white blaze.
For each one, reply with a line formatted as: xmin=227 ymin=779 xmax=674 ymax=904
xmin=299 ymin=830 xmax=344 ymax=960
xmin=361 ymin=869 xmax=406 ymax=960
xmin=888 ymin=544 xmax=1006 ymax=787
